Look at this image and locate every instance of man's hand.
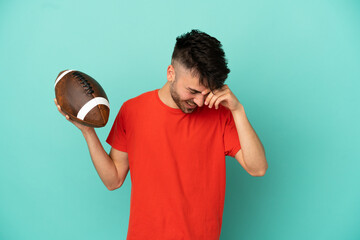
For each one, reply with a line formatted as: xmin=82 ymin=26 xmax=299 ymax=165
xmin=202 ymin=85 xmax=242 ymax=112
xmin=54 ymin=98 xmax=94 ymax=133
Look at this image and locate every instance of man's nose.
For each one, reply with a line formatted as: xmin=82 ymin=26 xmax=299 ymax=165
xmin=194 ymin=94 xmax=206 ymax=107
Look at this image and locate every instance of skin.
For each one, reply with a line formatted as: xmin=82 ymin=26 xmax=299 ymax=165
xmin=159 ymin=60 xmax=268 ymax=176
xmin=159 ymin=61 xmax=209 ymax=113
xmin=55 ymin=99 xmax=129 ymax=190
xmin=159 ymin=60 xmax=244 ymax=113
xmin=54 ymin=60 xmax=268 ymax=191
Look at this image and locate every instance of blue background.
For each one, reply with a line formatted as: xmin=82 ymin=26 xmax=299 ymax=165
xmin=1 ymin=0 xmax=359 ymax=239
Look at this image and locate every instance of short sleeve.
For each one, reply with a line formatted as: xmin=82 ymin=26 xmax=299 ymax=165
xmin=106 ymin=103 xmax=127 ymax=152
xmin=223 ymin=107 xmax=241 ymax=157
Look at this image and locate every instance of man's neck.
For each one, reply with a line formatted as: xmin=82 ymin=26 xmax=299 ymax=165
xmin=158 ymin=82 xmax=178 ymax=109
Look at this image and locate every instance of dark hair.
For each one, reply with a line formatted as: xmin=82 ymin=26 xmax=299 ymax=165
xmin=171 ymin=29 xmax=230 ymax=91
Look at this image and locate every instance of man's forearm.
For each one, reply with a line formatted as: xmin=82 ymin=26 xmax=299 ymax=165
xmin=232 ymin=105 xmax=268 ymax=174
xmin=81 ymin=128 xmax=121 ymax=190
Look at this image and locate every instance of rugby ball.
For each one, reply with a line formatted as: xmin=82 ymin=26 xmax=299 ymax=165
xmin=54 ymin=70 xmax=110 ymax=128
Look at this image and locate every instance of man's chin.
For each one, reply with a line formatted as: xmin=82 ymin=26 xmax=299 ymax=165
xmin=175 ymin=101 xmax=197 ymax=113
xmin=182 ymin=106 xmax=197 ymax=114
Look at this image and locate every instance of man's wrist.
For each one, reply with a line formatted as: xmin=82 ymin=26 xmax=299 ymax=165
xmin=81 ymin=127 xmax=95 ymax=138
xmin=231 ymin=103 xmax=245 ymax=115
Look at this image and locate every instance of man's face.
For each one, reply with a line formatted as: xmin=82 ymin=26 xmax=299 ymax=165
xmin=169 ymin=62 xmax=210 ymax=114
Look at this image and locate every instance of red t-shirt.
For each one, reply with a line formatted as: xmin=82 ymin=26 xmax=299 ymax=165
xmin=106 ymin=89 xmax=241 ymax=240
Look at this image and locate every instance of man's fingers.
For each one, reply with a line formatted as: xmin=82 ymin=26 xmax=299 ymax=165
xmin=57 ymin=105 xmax=66 ymax=117
xmin=54 ymin=98 xmax=60 ymax=109
xmin=208 ymin=91 xmax=222 ymax=108
xmin=54 ymin=98 xmax=82 ymax=128
xmin=214 ymin=95 xmax=227 ymax=109
xmin=205 ymin=91 xmax=214 ymax=105
xmin=54 ymin=98 xmax=68 ymax=118
xmin=208 ymin=94 xmax=218 ymax=108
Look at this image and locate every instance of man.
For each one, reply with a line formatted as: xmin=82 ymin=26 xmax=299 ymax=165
xmin=55 ymin=29 xmax=268 ymax=240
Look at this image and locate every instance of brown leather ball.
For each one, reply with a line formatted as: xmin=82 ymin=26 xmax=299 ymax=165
xmin=54 ymin=70 xmax=110 ymax=128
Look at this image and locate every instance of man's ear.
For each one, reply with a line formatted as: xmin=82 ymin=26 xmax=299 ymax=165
xmin=167 ymin=65 xmax=175 ymax=82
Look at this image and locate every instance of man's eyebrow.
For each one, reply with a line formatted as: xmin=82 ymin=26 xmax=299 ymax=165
xmin=187 ymin=88 xmax=202 ymax=93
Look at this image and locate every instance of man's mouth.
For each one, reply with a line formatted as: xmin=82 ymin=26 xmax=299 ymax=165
xmin=185 ymin=100 xmax=196 ymax=108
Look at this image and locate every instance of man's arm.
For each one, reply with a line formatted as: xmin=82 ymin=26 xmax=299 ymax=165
xmin=55 ymin=99 xmax=129 ymax=190
xmin=231 ymin=106 xmax=268 ymax=176
xmin=82 ymin=129 xmax=129 ymax=190
xmin=202 ymin=85 xmax=268 ymax=177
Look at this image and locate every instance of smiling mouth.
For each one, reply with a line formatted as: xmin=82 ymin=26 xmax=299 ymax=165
xmin=185 ymin=100 xmax=196 ymax=108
